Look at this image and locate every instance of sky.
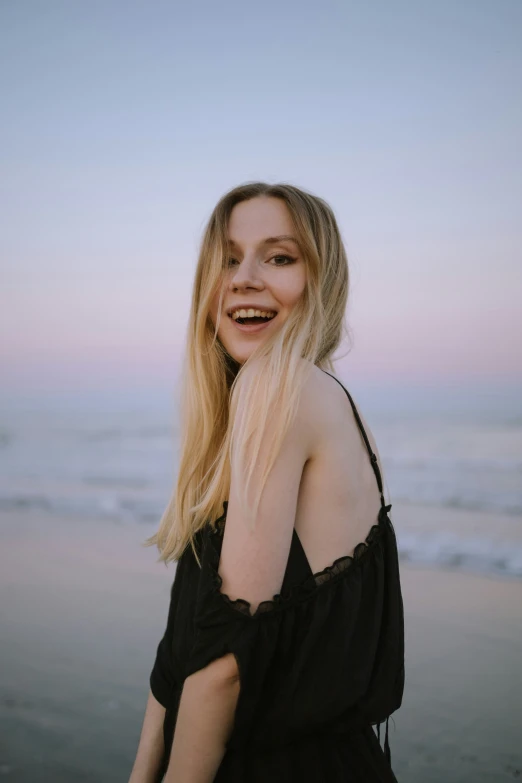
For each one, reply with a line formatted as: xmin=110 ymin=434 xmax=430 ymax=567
xmin=1 ymin=0 xmax=521 ymax=396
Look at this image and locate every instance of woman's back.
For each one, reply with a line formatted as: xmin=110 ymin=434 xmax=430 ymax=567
xmin=294 ymin=366 xmax=387 ymax=576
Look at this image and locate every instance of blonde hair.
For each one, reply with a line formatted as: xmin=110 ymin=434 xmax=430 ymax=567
xmin=144 ymin=182 xmax=352 ymax=565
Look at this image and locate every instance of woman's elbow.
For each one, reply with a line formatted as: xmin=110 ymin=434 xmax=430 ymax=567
xmin=189 ymin=652 xmax=240 ymax=686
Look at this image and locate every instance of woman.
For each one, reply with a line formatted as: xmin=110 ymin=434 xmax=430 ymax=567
xmin=129 ymin=183 xmax=405 ymax=783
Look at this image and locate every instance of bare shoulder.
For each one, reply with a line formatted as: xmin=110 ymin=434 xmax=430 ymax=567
xmin=297 ymin=363 xmax=353 ymax=439
xmin=297 ymin=363 xmax=382 ymax=463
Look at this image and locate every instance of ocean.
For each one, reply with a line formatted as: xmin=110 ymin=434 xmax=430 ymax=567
xmin=1 ymin=379 xmax=521 ymax=580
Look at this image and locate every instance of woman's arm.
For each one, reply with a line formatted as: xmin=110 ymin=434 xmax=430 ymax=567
xmin=164 ymin=653 xmax=240 ymax=783
xmin=163 ymin=366 xmax=317 ymax=781
xmin=128 ymin=688 xmax=166 ymax=783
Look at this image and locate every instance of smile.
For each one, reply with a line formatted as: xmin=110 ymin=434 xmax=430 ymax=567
xmin=228 ymin=312 xmax=277 ymax=334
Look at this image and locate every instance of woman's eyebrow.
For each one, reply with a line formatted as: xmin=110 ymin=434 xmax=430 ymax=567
xmin=227 ymin=235 xmax=299 ymax=248
xmin=261 ymin=235 xmax=299 ymax=246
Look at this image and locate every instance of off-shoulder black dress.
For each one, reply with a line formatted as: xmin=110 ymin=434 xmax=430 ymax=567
xmin=149 ymin=371 xmax=405 ymax=782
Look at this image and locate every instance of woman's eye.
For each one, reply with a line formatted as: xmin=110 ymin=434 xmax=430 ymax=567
xmin=270 ymin=255 xmax=296 ymax=266
xmin=225 ymin=255 xmax=296 ymax=268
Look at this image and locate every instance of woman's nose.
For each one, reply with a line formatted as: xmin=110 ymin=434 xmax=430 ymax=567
xmin=230 ymin=256 xmax=263 ymax=288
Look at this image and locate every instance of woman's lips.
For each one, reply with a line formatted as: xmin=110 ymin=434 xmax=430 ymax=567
xmin=228 ymin=313 xmax=277 ymax=334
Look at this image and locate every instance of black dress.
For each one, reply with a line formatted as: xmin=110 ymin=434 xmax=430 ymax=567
xmin=149 ymin=371 xmax=405 ymax=782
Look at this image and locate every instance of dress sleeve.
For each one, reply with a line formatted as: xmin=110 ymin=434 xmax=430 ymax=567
xmin=183 ymin=504 xmax=401 ymax=752
xmin=149 ymin=559 xmax=185 ymax=709
xmin=150 ymin=633 xmax=171 ymax=708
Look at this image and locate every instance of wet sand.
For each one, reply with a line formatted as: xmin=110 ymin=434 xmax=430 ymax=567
xmin=1 ymin=506 xmax=521 ymax=782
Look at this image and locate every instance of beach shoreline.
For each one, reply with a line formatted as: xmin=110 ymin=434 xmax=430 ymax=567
xmin=1 ymin=507 xmax=521 ymax=782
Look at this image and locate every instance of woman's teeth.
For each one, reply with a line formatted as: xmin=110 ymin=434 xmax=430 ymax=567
xmin=230 ymin=308 xmax=276 ymax=321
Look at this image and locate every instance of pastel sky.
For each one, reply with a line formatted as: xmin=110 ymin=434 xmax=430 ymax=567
xmin=1 ymin=0 xmax=521 ymax=395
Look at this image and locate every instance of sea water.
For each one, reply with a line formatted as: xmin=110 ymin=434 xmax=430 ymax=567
xmin=1 ymin=379 xmax=521 ymax=579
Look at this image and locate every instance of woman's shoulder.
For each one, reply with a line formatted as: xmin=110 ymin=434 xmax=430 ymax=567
xmin=304 ymin=365 xmax=383 ymax=470
xmin=297 ymin=364 xmax=363 ymax=433
xmin=289 ymin=363 xmax=350 ymax=449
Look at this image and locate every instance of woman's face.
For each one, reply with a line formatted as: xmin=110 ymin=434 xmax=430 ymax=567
xmin=209 ymin=196 xmax=307 ymax=365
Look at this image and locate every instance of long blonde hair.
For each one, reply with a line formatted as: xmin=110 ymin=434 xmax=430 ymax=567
xmin=144 ymin=182 xmax=352 ymax=565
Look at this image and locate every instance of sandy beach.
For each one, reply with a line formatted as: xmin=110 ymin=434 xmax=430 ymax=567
xmin=1 ymin=503 xmax=521 ymax=782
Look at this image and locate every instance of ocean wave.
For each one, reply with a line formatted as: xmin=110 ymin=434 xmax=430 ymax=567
xmin=79 ymin=426 xmax=172 ymax=442
xmin=398 ymin=530 xmax=522 ymax=580
xmin=82 ymin=475 xmax=151 ymax=489
xmin=0 ymin=492 xmax=163 ymax=524
xmin=390 ymin=492 xmax=522 ymax=517
xmin=1 ymin=490 xmax=521 ymax=580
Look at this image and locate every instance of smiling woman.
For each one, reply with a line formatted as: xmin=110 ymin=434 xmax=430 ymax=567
xmin=129 ymin=182 xmax=405 ymax=783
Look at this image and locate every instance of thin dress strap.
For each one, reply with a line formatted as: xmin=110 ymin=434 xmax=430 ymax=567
xmin=320 ymin=370 xmax=387 ymax=510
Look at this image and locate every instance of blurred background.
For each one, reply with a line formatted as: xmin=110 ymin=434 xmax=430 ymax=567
xmin=1 ymin=1 xmax=521 ymax=781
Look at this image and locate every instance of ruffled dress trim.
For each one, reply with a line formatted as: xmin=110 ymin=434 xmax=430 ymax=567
xmin=205 ymin=500 xmax=393 ymax=618
xmin=183 ymin=498 xmax=401 ymax=767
